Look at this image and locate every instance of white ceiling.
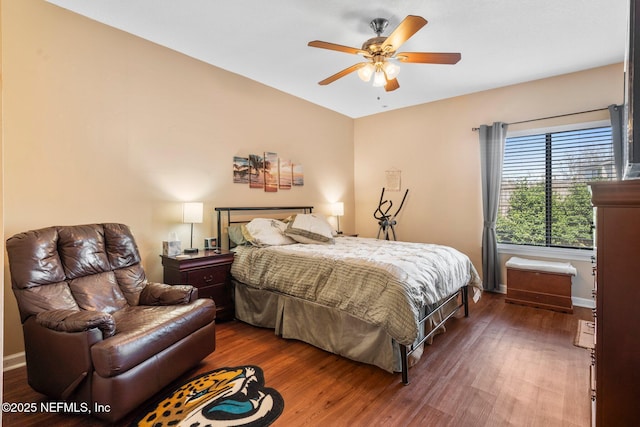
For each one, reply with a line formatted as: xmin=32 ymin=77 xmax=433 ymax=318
xmin=46 ymin=0 xmax=628 ymax=118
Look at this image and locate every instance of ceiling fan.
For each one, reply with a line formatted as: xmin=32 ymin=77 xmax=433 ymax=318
xmin=308 ymin=15 xmax=461 ymax=92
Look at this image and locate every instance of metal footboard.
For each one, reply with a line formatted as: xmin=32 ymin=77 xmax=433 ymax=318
xmin=400 ymin=285 xmax=469 ymax=385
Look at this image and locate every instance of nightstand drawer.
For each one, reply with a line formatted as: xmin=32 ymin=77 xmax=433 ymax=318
xmin=197 ymin=282 xmax=231 ymax=301
xmin=186 ymin=267 xmax=229 ymax=288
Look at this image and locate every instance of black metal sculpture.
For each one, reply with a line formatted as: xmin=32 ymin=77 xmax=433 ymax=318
xmin=374 ymin=188 xmax=409 ymax=240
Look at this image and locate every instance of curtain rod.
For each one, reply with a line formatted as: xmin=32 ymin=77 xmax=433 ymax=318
xmin=471 ymin=107 xmax=611 ymax=131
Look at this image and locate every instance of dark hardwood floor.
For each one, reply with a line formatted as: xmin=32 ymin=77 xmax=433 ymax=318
xmin=2 ymin=292 xmax=592 ymax=426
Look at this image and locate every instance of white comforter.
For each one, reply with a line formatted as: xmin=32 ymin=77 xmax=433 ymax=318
xmin=231 ymin=236 xmax=482 ymax=345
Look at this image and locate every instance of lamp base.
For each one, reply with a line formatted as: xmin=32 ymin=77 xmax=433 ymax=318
xmin=184 ymin=248 xmax=199 ymax=254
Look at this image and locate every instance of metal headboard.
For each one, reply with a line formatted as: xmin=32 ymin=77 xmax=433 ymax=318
xmin=214 ymin=206 xmax=314 ymax=250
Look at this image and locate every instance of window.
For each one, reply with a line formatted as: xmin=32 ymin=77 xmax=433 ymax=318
xmin=497 ymin=125 xmax=615 ymax=249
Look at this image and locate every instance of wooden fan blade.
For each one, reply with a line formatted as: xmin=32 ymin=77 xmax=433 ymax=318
xmin=385 ymin=77 xmax=400 ymax=92
xmin=318 ymin=63 xmax=367 ymax=85
xmin=381 ymin=15 xmax=428 ymax=52
xmin=308 ymin=40 xmax=365 ymax=55
xmin=396 ymin=52 xmax=461 ymax=64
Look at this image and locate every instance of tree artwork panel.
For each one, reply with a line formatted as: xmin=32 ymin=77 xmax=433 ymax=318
xmin=248 ymin=154 xmax=264 ymax=189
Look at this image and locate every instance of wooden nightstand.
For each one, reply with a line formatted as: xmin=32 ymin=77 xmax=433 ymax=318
xmin=160 ymin=249 xmax=235 ymax=321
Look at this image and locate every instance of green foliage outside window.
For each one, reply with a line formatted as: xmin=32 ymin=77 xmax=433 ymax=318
xmin=496 ymin=179 xmax=595 ymax=249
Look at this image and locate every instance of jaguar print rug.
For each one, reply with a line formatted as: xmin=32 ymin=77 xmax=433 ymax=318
xmin=133 ymin=365 xmax=284 ymax=427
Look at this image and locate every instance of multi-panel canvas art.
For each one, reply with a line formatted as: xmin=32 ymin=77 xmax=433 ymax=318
xmin=234 ymin=152 xmax=303 ymax=192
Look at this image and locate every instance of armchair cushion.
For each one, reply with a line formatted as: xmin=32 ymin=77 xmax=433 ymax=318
xmin=36 ymin=309 xmax=116 ymax=338
xmin=114 ymin=264 xmax=146 ymax=306
xmin=12 ymin=283 xmax=79 ymax=322
xmin=57 ymin=225 xmax=111 ymax=279
xmin=103 ymin=223 xmax=141 ymax=269
xmin=90 ymin=299 xmax=215 ymax=377
xmin=69 ymin=271 xmax=128 ymax=313
xmin=139 ymin=282 xmax=196 ymax=306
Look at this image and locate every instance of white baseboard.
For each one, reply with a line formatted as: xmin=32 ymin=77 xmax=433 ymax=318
xmin=3 ymin=352 xmax=26 ymax=372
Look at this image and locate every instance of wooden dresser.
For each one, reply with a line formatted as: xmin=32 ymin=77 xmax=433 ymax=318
xmin=590 ymin=180 xmax=640 ymax=426
xmin=161 ymin=249 xmax=235 ymax=321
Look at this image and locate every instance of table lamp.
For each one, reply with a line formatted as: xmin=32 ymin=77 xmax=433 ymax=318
xmin=332 ymin=202 xmax=344 ymax=234
xmin=183 ymin=202 xmax=203 ymax=254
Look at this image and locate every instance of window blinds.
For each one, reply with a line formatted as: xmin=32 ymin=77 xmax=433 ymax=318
xmin=497 ymin=126 xmax=614 ymax=249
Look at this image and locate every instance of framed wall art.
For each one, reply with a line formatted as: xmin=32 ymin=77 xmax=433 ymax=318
xmin=293 ymin=164 xmax=304 ymax=186
xmin=234 ymin=152 xmax=303 ymax=191
xmin=264 ymin=151 xmax=278 ymax=192
xmin=279 ymin=159 xmax=292 ymax=190
xmin=233 ymin=156 xmax=249 ymax=184
xmin=248 ymin=154 xmax=264 ymax=189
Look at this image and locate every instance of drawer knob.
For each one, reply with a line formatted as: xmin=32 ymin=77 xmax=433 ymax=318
xmin=204 ymin=275 xmax=214 ymax=283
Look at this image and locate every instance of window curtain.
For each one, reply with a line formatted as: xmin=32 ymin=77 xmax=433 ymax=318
xmin=479 ymin=122 xmax=508 ymax=291
xmin=608 ymin=104 xmax=625 ymax=180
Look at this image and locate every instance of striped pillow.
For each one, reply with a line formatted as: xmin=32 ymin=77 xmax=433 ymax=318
xmin=284 ymin=214 xmax=335 ymax=244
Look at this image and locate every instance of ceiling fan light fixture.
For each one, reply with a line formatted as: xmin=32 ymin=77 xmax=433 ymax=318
xmin=357 ymin=63 xmax=375 ymax=82
xmin=382 ymin=61 xmax=400 ymax=79
xmin=372 ymin=69 xmax=386 ymax=87
xmin=308 ymin=15 xmax=460 ymax=92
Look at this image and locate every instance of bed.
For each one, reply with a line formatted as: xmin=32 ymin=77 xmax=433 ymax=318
xmin=215 ymin=206 xmax=482 ymax=384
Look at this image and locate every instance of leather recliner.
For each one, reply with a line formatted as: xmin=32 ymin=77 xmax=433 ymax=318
xmin=6 ymin=223 xmax=217 ymax=422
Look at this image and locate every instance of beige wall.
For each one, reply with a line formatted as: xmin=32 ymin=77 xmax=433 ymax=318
xmin=354 ymin=63 xmax=623 ymax=302
xmin=1 ymin=0 xmax=354 ymax=356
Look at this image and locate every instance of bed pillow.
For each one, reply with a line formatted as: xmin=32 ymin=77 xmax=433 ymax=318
xmin=228 ymin=224 xmax=248 ymax=246
xmin=284 ymin=214 xmax=335 ymax=244
xmin=241 ymin=218 xmax=296 ymax=246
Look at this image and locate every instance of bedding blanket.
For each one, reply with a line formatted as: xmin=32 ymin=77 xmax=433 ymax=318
xmin=231 ymin=237 xmax=482 ymax=345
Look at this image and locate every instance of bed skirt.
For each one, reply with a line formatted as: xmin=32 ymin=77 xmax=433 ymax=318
xmin=233 ymin=279 xmax=459 ymax=373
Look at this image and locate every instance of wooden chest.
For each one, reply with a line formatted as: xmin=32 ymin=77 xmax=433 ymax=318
xmin=505 ymin=267 xmax=573 ymax=313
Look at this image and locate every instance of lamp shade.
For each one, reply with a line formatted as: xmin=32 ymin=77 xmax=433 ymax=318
xmin=382 ymin=61 xmax=400 ymax=79
xmin=182 ymin=202 xmax=203 ymax=224
xmin=357 ymin=63 xmax=375 ymax=82
xmin=331 ymin=202 xmax=344 ymax=217
xmin=372 ymin=70 xmax=386 ymax=87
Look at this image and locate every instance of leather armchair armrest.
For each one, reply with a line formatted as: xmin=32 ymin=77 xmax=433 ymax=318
xmin=23 ymin=317 xmax=103 ymax=401
xmin=139 ymin=282 xmax=197 ymax=306
xmin=36 ymin=309 xmax=116 ymax=338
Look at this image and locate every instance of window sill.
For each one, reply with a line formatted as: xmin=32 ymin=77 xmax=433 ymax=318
xmin=497 ymin=243 xmax=594 ymax=262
